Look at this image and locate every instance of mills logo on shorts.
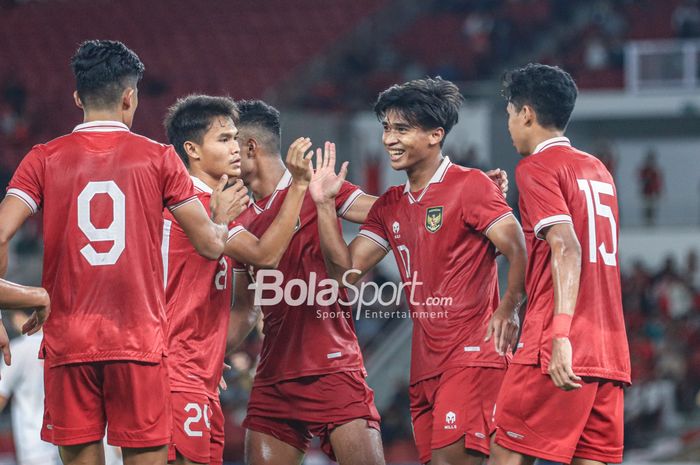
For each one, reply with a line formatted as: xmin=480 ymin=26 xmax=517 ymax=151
xmin=444 ymin=411 xmax=457 ymax=430
xmin=425 ymin=206 xmax=443 ymax=233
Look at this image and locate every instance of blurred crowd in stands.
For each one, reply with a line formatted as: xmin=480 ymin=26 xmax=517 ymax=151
xmin=304 ymin=0 xmax=700 ymax=109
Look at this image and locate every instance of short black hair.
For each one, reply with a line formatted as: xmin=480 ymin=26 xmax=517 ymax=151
xmin=70 ymin=40 xmax=145 ymax=110
xmin=502 ymin=63 xmax=578 ymax=130
xmin=236 ymin=99 xmax=281 ymax=154
xmin=164 ymin=94 xmax=240 ymax=165
xmin=374 ymin=77 xmax=463 ymax=147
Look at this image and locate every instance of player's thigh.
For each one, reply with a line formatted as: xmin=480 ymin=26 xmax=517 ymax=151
xmin=122 ymin=445 xmax=168 ymax=465
xmin=168 ymin=392 xmax=213 ymax=465
xmin=244 ymin=427 xmax=305 ymax=465
xmin=103 ymin=360 xmax=171 ymax=449
xmin=44 ymin=363 xmax=106 ymax=446
xmin=431 ymin=439 xmax=486 ymax=465
xmin=574 ymin=381 xmax=625 ymax=464
xmin=488 ymin=439 xmax=536 ymax=465
xmin=58 ymin=440 xmax=105 ymax=465
xmin=328 ymin=418 xmax=385 ymax=465
xmin=493 ymin=364 xmax=597 ymax=464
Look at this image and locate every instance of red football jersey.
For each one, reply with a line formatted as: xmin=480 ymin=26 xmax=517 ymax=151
xmin=6 ymin=121 xmax=196 ymax=367
xmin=163 ymin=176 xmax=245 ymax=396
xmin=514 ymin=137 xmax=631 ymax=383
xmin=232 ymin=170 xmax=366 ymax=386
xmin=359 ymin=157 xmax=513 ymax=384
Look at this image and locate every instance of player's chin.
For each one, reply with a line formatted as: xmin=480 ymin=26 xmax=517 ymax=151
xmin=389 ymin=157 xmax=409 ymax=171
xmin=227 ymin=165 xmax=242 ymax=178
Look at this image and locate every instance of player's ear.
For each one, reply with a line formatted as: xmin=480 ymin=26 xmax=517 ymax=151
xmin=183 ymin=140 xmax=200 ymax=162
xmin=429 ymin=127 xmax=445 ymax=147
xmin=73 ymin=91 xmax=84 ymax=110
xmin=245 ymin=138 xmax=258 ymax=158
xmin=122 ymin=88 xmax=137 ymax=111
xmin=521 ymin=105 xmax=535 ymax=127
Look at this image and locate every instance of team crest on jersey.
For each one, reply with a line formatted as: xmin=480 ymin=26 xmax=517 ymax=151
xmin=425 ymin=206 xmax=443 ymax=233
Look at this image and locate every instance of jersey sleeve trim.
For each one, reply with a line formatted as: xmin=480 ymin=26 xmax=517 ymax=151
xmin=337 ymin=189 xmax=364 ymax=218
xmin=6 ymin=188 xmax=38 ymax=214
xmin=534 ymin=214 xmax=573 ymax=240
xmin=483 ymin=212 xmax=515 ymax=236
xmin=167 ymin=195 xmax=199 ymax=212
xmin=358 ymin=230 xmax=391 ymax=252
xmin=226 ymin=225 xmax=246 ymax=242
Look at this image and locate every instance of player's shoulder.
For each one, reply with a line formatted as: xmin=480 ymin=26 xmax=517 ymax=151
xmin=375 ymin=184 xmax=405 ymax=206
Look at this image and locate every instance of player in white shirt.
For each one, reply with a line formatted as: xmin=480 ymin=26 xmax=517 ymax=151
xmin=0 ymin=311 xmax=59 ymax=465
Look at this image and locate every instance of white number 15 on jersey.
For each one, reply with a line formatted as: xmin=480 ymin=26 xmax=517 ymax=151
xmin=577 ymin=179 xmax=617 ymax=266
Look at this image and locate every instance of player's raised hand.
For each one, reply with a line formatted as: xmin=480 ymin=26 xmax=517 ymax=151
xmin=486 ymin=168 xmax=508 ymax=198
xmin=309 ymin=141 xmax=349 ymax=205
xmin=0 ymin=321 xmax=10 ymax=367
xmin=484 ymin=304 xmax=519 ymax=356
xmin=21 ymin=302 xmax=50 ymax=336
xmin=286 ymin=137 xmax=314 ymax=187
xmin=548 ymin=337 xmax=582 ymax=391
xmin=211 ymin=176 xmax=249 ymax=225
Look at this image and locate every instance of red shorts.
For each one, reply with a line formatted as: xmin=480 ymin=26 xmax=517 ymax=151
xmin=410 ymin=366 xmax=505 ymax=464
xmin=494 ymin=364 xmax=625 ymax=463
xmin=42 ymin=360 xmax=171 ymax=447
xmin=243 ymin=370 xmax=380 ymax=461
xmin=168 ymin=392 xmax=224 ymax=465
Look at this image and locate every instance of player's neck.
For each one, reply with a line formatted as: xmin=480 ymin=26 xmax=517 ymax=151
xmin=189 ymin=168 xmax=225 ymax=191
xmin=250 ymin=156 xmax=286 ymax=201
xmin=82 ymin=109 xmax=129 ymax=126
xmin=527 ymin=129 xmax=565 ymax=156
xmin=406 ymin=153 xmax=444 ymax=192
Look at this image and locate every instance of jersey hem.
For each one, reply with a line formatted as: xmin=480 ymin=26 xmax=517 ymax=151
xmin=252 ymin=363 xmax=366 ymax=387
xmin=409 ymin=360 xmax=506 ymax=386
xmin=44 ymin=351 xmax=162 ymax=367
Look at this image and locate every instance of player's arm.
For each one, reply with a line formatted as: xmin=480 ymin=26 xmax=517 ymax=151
xmin=0 ymin=196 xmax=33 ymax=278
xmin=0 ymin=278 xmax=50 ymax=337
xmin=226 ymin=271 xmax=261 ymax=354
xmin=544 ymin=222 xmax=583 ymax=391
xmin=310 ymin=142 xmax=388 ymax=285
xmin=483 ymin=215 xmax=527 ymax=355
xmin=172 ymin=175 xmax=250 ymax=260
xmin=225 ymin=137 xmax=313 ymax=269
xmin=343 ymin=193 xmax=378 ymax=224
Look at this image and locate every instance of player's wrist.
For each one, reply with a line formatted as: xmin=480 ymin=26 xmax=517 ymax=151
xmin=290 ymin=179 xmax=310 ymax=190
xmin=552 ymin=313 xmax=572 ymax=339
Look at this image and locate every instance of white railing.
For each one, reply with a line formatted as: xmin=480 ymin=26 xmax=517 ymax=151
xmin=625 ymin=39 xmax=700 ymax=93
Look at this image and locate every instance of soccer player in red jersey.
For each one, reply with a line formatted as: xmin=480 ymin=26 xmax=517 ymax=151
xmin=0 ymin=41 xmax=240 ymax=465
xmin=309 ymin=78 xmax=527 ymax=465
xmin=161 ymin=95 xmax=315 ymax=465
xmin=490 ymin=64 xmax=631 ymax=465
xmin=227 ymin=100 xmax=385 ymax=465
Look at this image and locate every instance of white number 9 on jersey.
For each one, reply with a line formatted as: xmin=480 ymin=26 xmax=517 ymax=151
xmin=77 ymin=181 xmax=126 ymax=266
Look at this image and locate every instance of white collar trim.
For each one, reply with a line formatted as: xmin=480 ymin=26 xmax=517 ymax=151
xmin=256 ymin=170 xmax=293 ymax=213
xmin=533 ymin=136 xmax=571 ymax=155
xmin=403 ymin=156 xmax=451 ymax=194
xmin=191 ymin=176 xmax=212 ymax=194
xmin=73 ymin=120 xmax=130 ymax=133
